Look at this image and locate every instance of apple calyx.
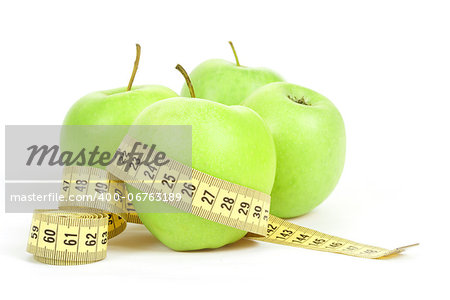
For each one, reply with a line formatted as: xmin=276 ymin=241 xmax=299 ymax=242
xmin=288 ymin=95 xmax=311 ymax=106
xmin=127 ymin=43 xmax=141 ymax=91
xmin=228 ymin=41 xmax=241 ymax=67
xmin=176 ymin=64 xmax=196 ymax=98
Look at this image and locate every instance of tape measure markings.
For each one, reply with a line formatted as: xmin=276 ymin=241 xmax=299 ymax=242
xmin=27 ymin=165 xmax=146 ymax=264
xmin=246 ymin=215 xmax=411 ymax=258
xmin=27 ymin=209 xmax=109 ymax=265
xmin=106 ymin=135 xmax=270 ymax=236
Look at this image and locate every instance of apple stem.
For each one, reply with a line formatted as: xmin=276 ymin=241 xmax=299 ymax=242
xmin=228 ymin=41 xmax=240 ymax=66
xmin=175 ymin=64 xmax=196 ymax=98
xmin=127 ymin=43 xmax=141 ymax=91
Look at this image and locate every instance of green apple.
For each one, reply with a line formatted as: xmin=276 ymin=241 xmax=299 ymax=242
xmin=63 ymin=85 xmax=178 ymax=126
xmin=129 ymin=65 xmax=277 ymax=251
xmin=180 ymin=42 xmax=283 ymax=105
xmin=242 ymin=82 xmax=346 ymax=218
xmin=61 ymin=44 xmax=178 ymax=168
xmin=61 ymin=85 xmax=178 ymax=164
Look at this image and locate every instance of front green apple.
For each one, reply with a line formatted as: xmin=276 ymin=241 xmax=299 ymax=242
xmin=180 ymin=42 xmax=283 ymax=105
xmin=242 ymin=82 xmax=346 ymax=218
xmin=129 ymin=97 xmax=277 ymax=251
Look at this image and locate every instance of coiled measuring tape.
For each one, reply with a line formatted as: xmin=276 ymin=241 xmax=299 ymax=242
xmin=26 ymin=135 xmax=418 ymax=264
xmin=26 ymin=166 xmax=144 ymax=265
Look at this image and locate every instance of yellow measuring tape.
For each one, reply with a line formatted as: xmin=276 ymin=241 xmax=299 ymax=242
xmin=26 ymin=135 xmax=418 ymax=264
xmin=27 ymin=167 xmax=143 ymax=265
xmin=107 ymin=135 xmax=271 ymax=236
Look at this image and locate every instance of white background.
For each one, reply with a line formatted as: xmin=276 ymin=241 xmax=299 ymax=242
xmin=1 ymin=0 xmax=448 ymax=299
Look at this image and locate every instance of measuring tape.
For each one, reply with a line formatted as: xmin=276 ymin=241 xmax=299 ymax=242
xmin=26 ymin=135 xmax=418 ymax=264
xmin=106 ymin=135 xmax=271 ymax=236
xmin=249 ymin=215 xmax=418 ymax=258
xmin=27 ymin=209 xmax=109 ymax=265
xmin=59 ymin=166 xmax=142 ymax=229
xmin=26 ymin=167 xmax=142 ymax=265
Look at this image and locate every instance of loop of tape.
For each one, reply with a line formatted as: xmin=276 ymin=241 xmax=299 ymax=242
xmin=26 ymin=135 xmax=417 ymax=264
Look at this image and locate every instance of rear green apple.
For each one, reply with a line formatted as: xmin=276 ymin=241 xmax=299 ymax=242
xmin=180 ymin=42 xmax=284 ymax=105
xmin=242 ymin=82 xmax=346 ymax=218
xmin=129 ymin=65 xmax=277 ymax=251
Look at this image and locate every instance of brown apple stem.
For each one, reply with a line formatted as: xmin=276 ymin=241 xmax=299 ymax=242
xmin=228 ymin=41 xmax=240 ymax=66
xmin=127 ymin=43 xmax=141 ymax=91
xmin=175 ymin=64 xmax=195 ymax=98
